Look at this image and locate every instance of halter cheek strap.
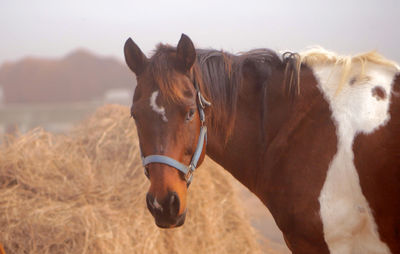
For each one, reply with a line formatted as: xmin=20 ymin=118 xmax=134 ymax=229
xmin=140 ymin=78 xmax=211 ymax=187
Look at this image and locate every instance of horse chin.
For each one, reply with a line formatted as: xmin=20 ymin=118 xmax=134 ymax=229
xmin=155 ymin=210 xmax=187 ymax=229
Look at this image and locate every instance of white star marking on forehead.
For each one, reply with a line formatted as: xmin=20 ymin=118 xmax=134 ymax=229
xmin=150 ymin=90 xmax=168 ymax=122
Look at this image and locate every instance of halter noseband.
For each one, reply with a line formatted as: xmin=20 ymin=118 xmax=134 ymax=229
xmin=141 ymin=78 xmax=211 ymax=186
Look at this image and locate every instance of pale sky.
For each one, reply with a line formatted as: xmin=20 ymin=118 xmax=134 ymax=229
xmin=1 ymin=0 xmax=399 ymax=65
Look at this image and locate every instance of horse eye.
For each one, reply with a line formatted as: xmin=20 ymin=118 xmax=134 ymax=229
xmin=186 ymin=108 xmax=196 ymax=122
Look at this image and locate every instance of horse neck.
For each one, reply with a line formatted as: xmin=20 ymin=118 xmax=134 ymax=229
xmin=204 ymin=69 xmax=277 ymax=193
xmin=204 ymin=65 xmax=320 ymax=198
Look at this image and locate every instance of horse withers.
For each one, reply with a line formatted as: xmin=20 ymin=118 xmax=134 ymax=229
xmin=124 ymin=34 xmax=400 ymax=253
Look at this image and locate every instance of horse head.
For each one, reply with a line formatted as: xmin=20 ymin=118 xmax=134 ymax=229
xmin=124 ymin=34 xmax=208 ymax=228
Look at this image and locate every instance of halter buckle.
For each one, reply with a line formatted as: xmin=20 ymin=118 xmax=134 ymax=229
xmin=197 ymin=91 xmax=205 ymax=109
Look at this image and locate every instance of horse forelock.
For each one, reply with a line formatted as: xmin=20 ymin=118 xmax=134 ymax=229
xmin=147 ymin=44 xmax=189 ymax=103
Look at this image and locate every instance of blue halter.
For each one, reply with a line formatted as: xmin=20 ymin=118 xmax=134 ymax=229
xmin=141 ymin=80 xmax=211 ymax=186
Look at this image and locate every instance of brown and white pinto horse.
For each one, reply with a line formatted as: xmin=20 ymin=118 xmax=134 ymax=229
xmin=124 ymin=34 xmax=400 ymax=254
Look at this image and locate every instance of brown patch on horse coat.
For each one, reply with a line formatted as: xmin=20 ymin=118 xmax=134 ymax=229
xmin=353 ymin=74 xmax=400 ymax=253
xmin=372 ymin=86 xmax=387 ymax=100
xmin=261 ymin=66 xmax=335 ymax=253
xmin=206 ymin=62 xmax=335 ymax=253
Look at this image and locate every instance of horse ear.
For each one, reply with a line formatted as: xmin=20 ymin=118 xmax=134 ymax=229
xmin=176 ymin=34 xmax=196 ymax=72
xmin=124 ymin=38 xmax=148 ymax=75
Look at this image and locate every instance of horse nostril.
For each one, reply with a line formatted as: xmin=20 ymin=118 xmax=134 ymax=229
xmin=169 ymin=192 xmax=180 ymax=217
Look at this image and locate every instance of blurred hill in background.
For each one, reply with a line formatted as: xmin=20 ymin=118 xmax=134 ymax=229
xmin=0 ymin=50 xmax=135 ymax=134
xmin=0 ymin=49 xmax=135 ymax=104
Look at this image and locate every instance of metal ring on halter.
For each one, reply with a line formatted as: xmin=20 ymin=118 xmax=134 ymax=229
xmin=185 ymin=164 xmax=195 ymax=183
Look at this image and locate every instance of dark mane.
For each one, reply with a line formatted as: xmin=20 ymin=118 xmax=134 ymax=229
xmin=149 ymin=44 xmax=299 ymax=141
xmin=194 ymin=48 xmax=282 ymax=140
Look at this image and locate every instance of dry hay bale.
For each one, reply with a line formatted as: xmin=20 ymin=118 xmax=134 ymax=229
xmin=0 ymin=105 xmax=264 ymax=254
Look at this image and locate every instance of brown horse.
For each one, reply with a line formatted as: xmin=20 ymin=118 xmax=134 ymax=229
xmin=124 ymin=34 xmax=400 ymax=254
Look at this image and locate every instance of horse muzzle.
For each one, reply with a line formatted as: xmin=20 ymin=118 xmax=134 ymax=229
xmin=146 ymin=192 xmax=187 ymax=228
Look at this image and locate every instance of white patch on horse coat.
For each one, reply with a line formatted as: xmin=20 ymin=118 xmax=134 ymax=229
xmin=310 ymin=62 xmax=397 ymax=254
xmin=150 ymin=90 xmax=168 ymax=122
